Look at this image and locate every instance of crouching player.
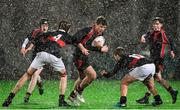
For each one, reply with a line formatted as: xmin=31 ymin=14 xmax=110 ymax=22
xmin=2 ymin=20 xmax=73 ymax=107
xmin=101 ymin=47 xmax=163 ymax=107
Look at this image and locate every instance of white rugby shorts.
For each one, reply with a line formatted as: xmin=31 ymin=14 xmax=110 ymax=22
xmin=129 ymin=63 xmax=155 ymax=81
xmin=30 ymin=51 xmax=65 ymax=72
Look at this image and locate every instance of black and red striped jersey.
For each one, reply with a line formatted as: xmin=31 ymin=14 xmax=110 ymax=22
xmin=143 ymin=30 xmax=175 ymax=59
xmin=33 ymin=30 xmax=74 ymax=58
xmin=74 ymin=27 xmax=103 ymax=52
xmin=105 ymin=54 xmax=153 ymax=77
xmin=27 ymin=28 xmax=42 ymax=41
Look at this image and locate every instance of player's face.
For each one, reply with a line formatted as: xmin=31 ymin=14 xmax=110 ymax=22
xmin=94 ymin=23 xmax=107 ymax=35
xmin=41 ymin=24 xmax=48 ymax=32
xmin=152 ymin=20 xmax=163 ymax=31
xmin=113 ymin=54 xmax=120 ymax=62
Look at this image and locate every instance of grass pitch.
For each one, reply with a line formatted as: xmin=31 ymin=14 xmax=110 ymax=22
xmin=0 ymin=79 xmax=180 ymax=109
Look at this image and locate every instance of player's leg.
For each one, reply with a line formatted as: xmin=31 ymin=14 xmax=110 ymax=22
xmin=36 ymin=70 xmax=44 ymax=95
xmin=136 ymin=74 xmax=152 ymax=104
xmin=155 ymin=71 xmax=178 ymax=104
xmin=32 ymin=52 xmax=44 ymax=95
xmin=75 ymin=66 xmax=96 ymax=96
xmin=24 ymin=68 xmax=43 ymax=103
xmin=68 ymin=66 xmax=96 ymax=106
xmin=68 ymin=72 xmax=85 ymax=106
xmin=136 ymin=62 xmax=161 ymax=104
xmin=118 ymin=74 xmax=137 ymax=107
xmin=72 ymin=73 xmax=86 ymax=103
xmin=144 ymin=77 xmax=163 ymax=106
xmin=2 ymin=67 xmax=35 ymax=107
xmin=59 ymin=70 xmax=70 ymax=106
xmin=47 ymin=53 xmax=70 ymax=107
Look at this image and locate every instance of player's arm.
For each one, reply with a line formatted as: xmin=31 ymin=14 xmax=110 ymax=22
xmin=24 ymin=43 xmax=34 ymax=55
xmin=78 ymin=43 xmax=89 ymax=55
xmin=20 ymin=33 xmax=32 ymax=57
xmin=21 ymin=38 xmax=29 ymax=56
xmin=140 ymin=31 xmax=151 ymax=43
xmin=101 ymin=62 xmax=121 ymax=78
xmin=74 ymin=28 xmax=91 ymax=55
xmin=167 ymin=34 xmax=175 ymax=58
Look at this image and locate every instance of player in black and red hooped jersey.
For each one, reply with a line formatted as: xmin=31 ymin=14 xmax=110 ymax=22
xmin=20 ymin=18 xmax=49 ymax=103
xmin=101 ymin=47 xmax=163 ymax=107
xmin=2 ymin=20 xmax=74 ymax=107
xmin=67 ymin=16 xmax=108 ymax=106
xmin=136 ymin=17 xmax=178 ymax=104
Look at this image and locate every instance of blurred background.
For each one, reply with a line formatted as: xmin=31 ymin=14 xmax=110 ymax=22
xmin=0 ymin=0 xmax=179 ymax=80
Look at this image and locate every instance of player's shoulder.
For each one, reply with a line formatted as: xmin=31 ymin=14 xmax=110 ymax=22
xmin=79 ymin=27 xmax=92 ymax=33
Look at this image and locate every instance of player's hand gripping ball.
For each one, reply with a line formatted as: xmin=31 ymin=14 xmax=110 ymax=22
xmin=91 ymin=36 xmax=105 ymax=48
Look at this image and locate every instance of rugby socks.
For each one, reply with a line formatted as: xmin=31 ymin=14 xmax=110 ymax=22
xmin=59 ymin=94 xmax=65 ymax=101
xmin=152 ymin=94 xmax=163 ymax=106
xmin=2 ymin=93 xmax=15 ymax=107
xmin=120 ymin=96 xmax=127 ymax=104
xmin=144 ymin=92 xmax=151 ymax=98
xmin=25 ymin=92 xmax=31 ymax=97
xmin=69 ymin=91 xmax=76 ymax=98
xmin=167 ymin=86 xmax=175 ymax=94
xmin=59 ymin=94 xmax=70 ymax=106
xmin=154 ymin=94 xmax=162 ymax=102
xmin=9 ymin=92 xmax=15 ymax=99
xmin=69 ymin=84 xmax=84 ymax=98
xmin=76 ymin=84 xmax=84 ymax=94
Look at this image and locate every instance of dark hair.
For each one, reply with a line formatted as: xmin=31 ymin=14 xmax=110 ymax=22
xmin=58 ymin=20 xmax=71 ymax=32
xmin=39 ymin=18 xmax=48 ymax=26
xmin=95 ymin=16 xmax=107 ymax=26
xmin=113 ymin=47 xmax=125 ymax=56
xmin=152 ymin=17 xmax=164 ymax=24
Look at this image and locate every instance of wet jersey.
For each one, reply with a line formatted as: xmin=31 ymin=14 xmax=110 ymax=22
xmin=144 ymin=30 xmax=174 ymax=59
xmin=33 ymin=30 xmax=74 ymax=58
xmin=105 ymin=54 xmax=153 ymax=77
xmin=73 ymin=27 xmax=104 ymax=71
xmin=27 ymin=28 xmax=42 ymax=41
xmin=25 ymin=28 xmax=44 ymax=60
xmin=74 ymin=27 xmax=103 ymax=52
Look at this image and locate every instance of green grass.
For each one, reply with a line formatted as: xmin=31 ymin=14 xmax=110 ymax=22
xmin=0 ymin=79 xmax=180 ymax=109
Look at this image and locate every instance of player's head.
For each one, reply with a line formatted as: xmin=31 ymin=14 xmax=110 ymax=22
xmin=39 ymin=18 xmax=49 ymax=32
xmin=113 ymin=47 xmax=125 ymax=61
xmin=94 ymin=16 xmax=107 ymax=35
xmin=58 ymin=20 xmax=71 ymax=32
xmin=151 ymin=17 xmax=164 ymax=31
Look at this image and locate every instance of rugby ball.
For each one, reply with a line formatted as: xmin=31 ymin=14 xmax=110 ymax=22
xmin=91 ymin=36 xmax=105 ymax=47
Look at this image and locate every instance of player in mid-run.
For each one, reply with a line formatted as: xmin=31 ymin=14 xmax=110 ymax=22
xmin=20 ymin=18 xmax=49 ymax=103
xmin=68 ymin=16 xmax=108 ymax=106
xmin=101 ymin=47 xmax=163 ymax=107
xmin=2 ymin=20 xmax=73 ymax=107
xmin=136 ymin=17 xmax=178 ymax=104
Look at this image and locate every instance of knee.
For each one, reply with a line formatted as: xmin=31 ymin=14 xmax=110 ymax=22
xmin=60 ymin=71 xmax=67 ymax=77
xmin=90 ymin=72 xmax=97 ymax=80
xmin=26 ymin=71 xmax=33 ymax=77
xmin=155 ymin=77 xmax=163 ymax=83
xmin=121 ymin=79 xmax=128 ymax=86
xmin=147 ymin=83 xmax=154 ymax=90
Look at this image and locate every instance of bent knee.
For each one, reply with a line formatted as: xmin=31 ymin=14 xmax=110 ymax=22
xmin=90 ymin=73 xmax=97 ymax=80
xmin=60 ymin=71 xmax=67 ymax=77
xmin=121 ymin=79 xmax=129 ymax=85
xmin=26 ymin=71 xmax=33 ymax=77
